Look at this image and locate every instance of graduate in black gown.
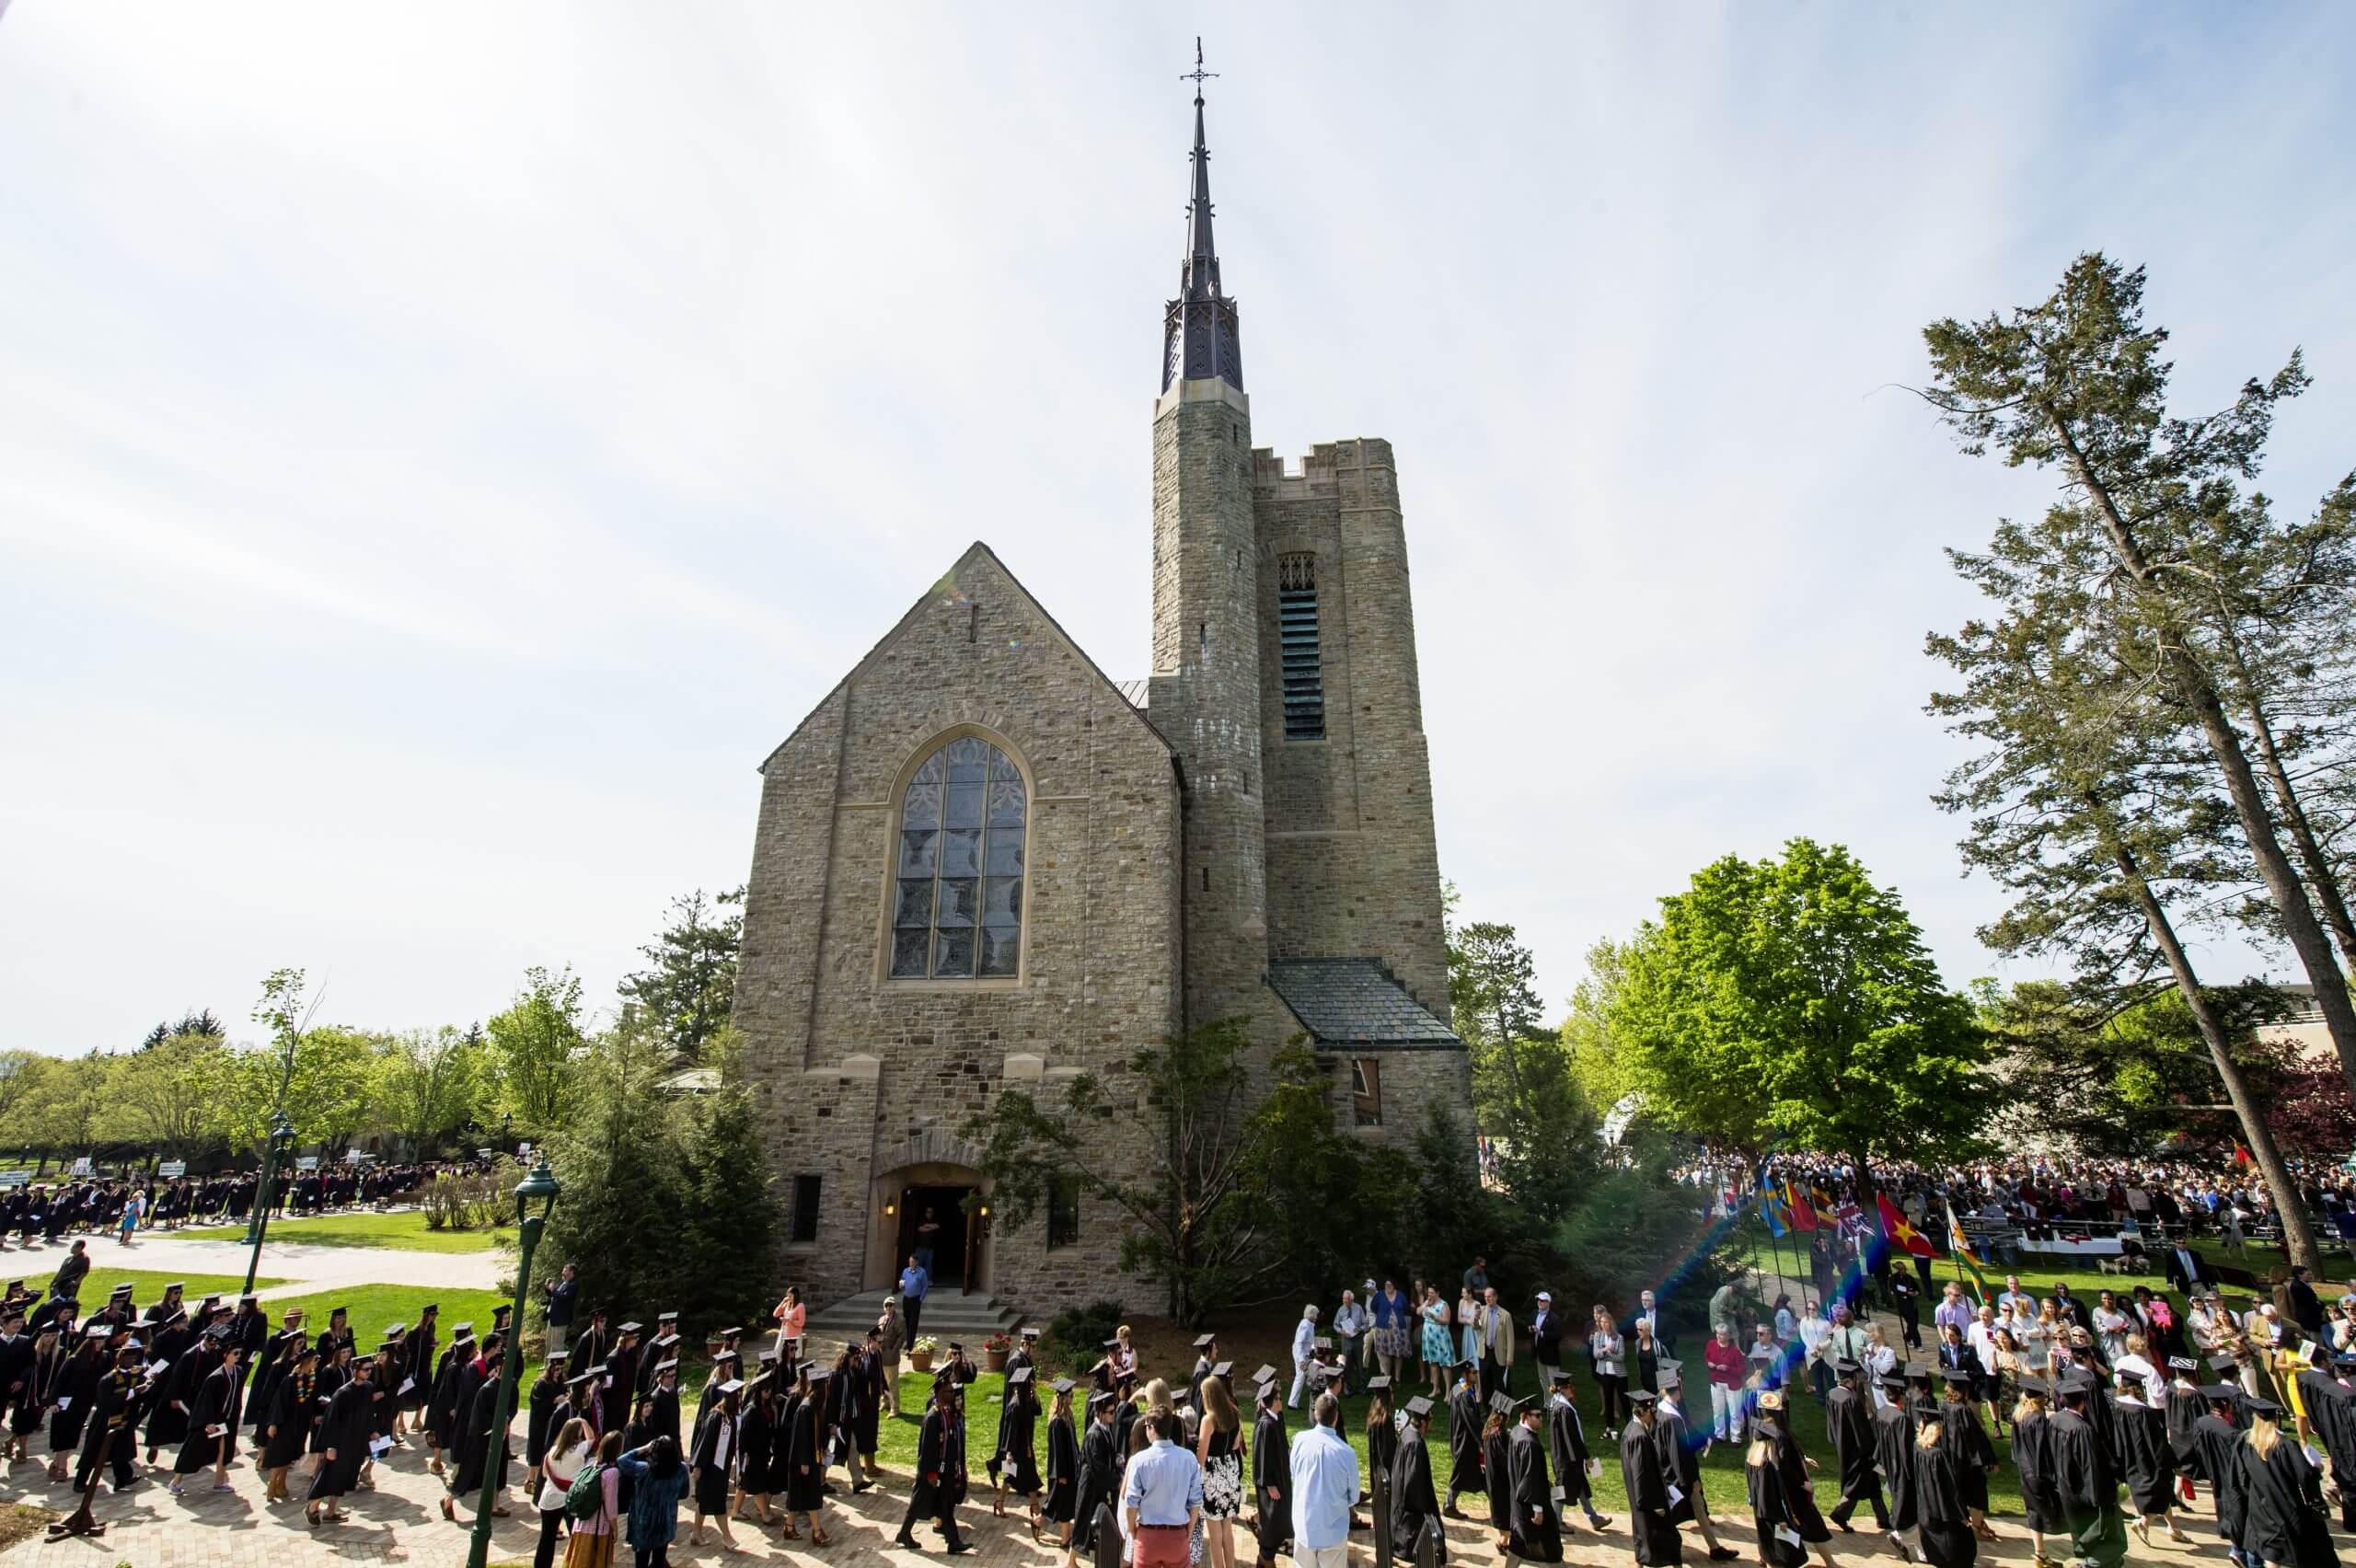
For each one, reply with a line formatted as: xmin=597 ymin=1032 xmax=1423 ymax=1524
xmin=1251 ymin=1377 xmax=1292 ymax=1568
xmin=524 ymin=1350 xmax=567 ymax=1475
xmin=2187 ymin=1385 xmax=2254 ymax=1567
xmin=2302 ymin=1353 xmax=2356 ymax=1532
xmin=1482 ymin=1404 xmax=1515 ymax=1549
xmin=1507 ymin=1396 xmax=1565 ymax=1562
xmin=2111 ymin=1366 xmax=2187 ymax=1545
xmin=75 ymin=1343 xmax=154 ymax=1495
xmin=1068 ymin=1387 xmax=1121 ymax=1568
xmin=646 ymin=1358 xmax=683 ymax=1450
xmin=305 ymin=1353 xmax=376 ymax=1528
xmin=1912 ymin=1417 xmax=1979 ymax=1568
xmin=443 ymin=1337 xmax=514 ymax=1526
xmin=1442 ymin=1360 xmax=1485 ymax=1515
xmin=1661 ymin=1373 xmax=1742 ymax=1562
xmin=246 ymin=1309 xmax=305 ymax=1435
xmin=1392 ymin=1394 xmax=1448 ymax=1565
xmin=1934 ymin=1368 xmax=1999 ymax=1541
xmin=2009 ymin=1377 xmax=2062 ymax=1564
xmin=141 ymin=1308 xmax=198 ymax=1461
xmin=1621 ymin=1390 xmax=1683 ymax=1567
xmin=1748 ymin=1423 xmax=1812 ymax=1568
xmin=47 ymin=1328 xmax=105 ymax=1482
xmin=994 ymin=1365 xmax=1045 ymax=1529
xmin=899 ymin=1375 xmax=970 ymax=1554
xmin=260 ymin=1343 xmax=318 ymax=1501
xmin=393 ymin=1301 xmax=436 ymax=1438
xmin=423 ymin=1324 xmax=476 ymax=1471
xmin=1876 ymin=1374 xmax=1923 ymax=1561
xmin=169 ymin=1338 xmax=244 ymax=1493
xmin=687 ymin=1378 xmax=743 ymax=1550
xmin=733 ymin=1370 xmax=780 ymax=1526
xmin=1044 ymin=1378 xmax=1080 ymax=1550
xmin=2236 ymin=1398 xmax=2338 ymax=1568
xmin=1826 ymin=1359 xmax=1888 ymax=1531
xmin=2050 ymin=1376 xmax=2129 ymax=1568
xmin=786 ymin=1365 xmax=833 ymax=1545
xmin=858 ymin=1328 xmax=890 ymax=1482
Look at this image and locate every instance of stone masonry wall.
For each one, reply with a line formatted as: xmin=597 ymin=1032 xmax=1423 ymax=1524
xmin=733 ymin=544 xmax=1181 ymax=1316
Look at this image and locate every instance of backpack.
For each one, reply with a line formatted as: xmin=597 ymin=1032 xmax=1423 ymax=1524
xmin=564 ymin=1462 xmax=610 ymax=1521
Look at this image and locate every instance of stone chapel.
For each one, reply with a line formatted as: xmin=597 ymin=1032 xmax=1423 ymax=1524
xmin=730 ymin=82 xmax=1472 ymax=1316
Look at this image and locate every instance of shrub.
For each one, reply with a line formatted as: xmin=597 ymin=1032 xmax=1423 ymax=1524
xmin=1044 ymin=1298 xmax=1125 ymax=1374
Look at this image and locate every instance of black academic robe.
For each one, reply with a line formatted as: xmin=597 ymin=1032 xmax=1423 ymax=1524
xmin=76 ymin=1365 xmax=149 ymax=1475
xmin=16 ymin=1342 xmax=64 ymax=1440
xmin=2238 ymin=1438 xmax=2337 ymax=1568
xmin=309 ymin=1361 xmax=350 ymax=1450
xmin=1045 ymin=1412 xmax=1080 ymax=1522
xmin=1392 ymin=1428 xmax=1448 ymax=1564
xmin=2050 ymin=1407 xmax=2129 ymax=1565
xmin=738 ymin=1399 xmax=777 ymax=1497
xmin=1749 ymin=1458 xmax=1810 ymax=1568
xmin=783 ymin=1392 xmax=823 ymax=1511
xmin=450 ymin=1372 xmax=510 ymax=1498
xmin=1073 ymin=1415 xmax=1120 ymax=1551
xmin=1446 ymin=1383 xmax=1485 ymax=1494
xmin=173 ymin=1362 xmax=242 ymax=1472
xmin=1253 ymin=1406 xmax=1293 ymax=1555
xmin=1622 ymin=1418 xmax=1682 ymax=1565
xmin=689 ymin=1407 xmax=736 ymax=1515
xmin=424 ymin=1345 xmax=471 ymax=1447
xmin=50 ymin=1347 xmax=101 ymax=1451
xmin=1507 ymin=1423 xmax=1564 ymax=1561
xmin=1826 ymin=1384 xmax=1878 ymax=1505
xmin=1877 ymin=1402 xmax=1919 ymax=1532
xmin=1916 ymin=1443 xmax=1980 ymax=1568
xmin=398 ymin=1323 xmax=436 ymax=1412
xmin=1761 ymin=1416 xmax=1832 ymax=1541
xmin=1484 ymin=1426 xmax=1514 ymax=1531
xmin=525 ymin=1376 xmax=560 ymax=1469
xmin=648 ymin=1383 xmax=681 ymax=1449
xmin=144 ymin=1332 xmax=202 ymax=1447
xmin=2305 ymin=1376 xmax=2356 ymax=1522
xmin=907 ymin=1406 xmax=964 ymax=1523
xmin=999 ymin=1398 xmax=1042 ymax=1493
xmin=2165 ymin=1383 xmax=2205 ymax=1461
xmin=1935 ymin=1398 xmax=1996 ymax=1513
xmin=261 ymin=1368 xmax=316 ymax=1468
xmin=2112 ymin=1397 xmax=2175 ymax=1516
xmin=2010 ymin=1405 xmax=2060 ymax=1533
xmin=306 ymin=1378 xmax=374 ymax=1499
xmin=246 ymin=1330 xmax=295 ymax=1428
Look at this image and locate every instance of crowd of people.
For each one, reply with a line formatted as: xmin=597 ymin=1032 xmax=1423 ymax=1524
xmin=0 ymin=1159 xmax=479 ymax=1248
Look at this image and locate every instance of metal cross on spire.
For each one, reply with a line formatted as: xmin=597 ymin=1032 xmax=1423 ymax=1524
xmin=1182 ymin=37 xmax=1217 ymax=102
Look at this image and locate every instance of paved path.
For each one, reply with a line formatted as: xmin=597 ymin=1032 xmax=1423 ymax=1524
xmin=1 ymin=1229 xmax=502 ymax=1298
xmin=0 ymin=1417 xmax=2278 ymax=1568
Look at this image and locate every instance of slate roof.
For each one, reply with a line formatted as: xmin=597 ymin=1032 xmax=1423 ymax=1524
xmin=1265 ymin=958 xmax=1461 ymax=1048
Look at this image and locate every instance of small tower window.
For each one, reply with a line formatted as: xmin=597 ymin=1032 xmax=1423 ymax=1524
xmin=1278 ymin=554 xmax=1324 ymax=740
xmin=1351 ymin=1057 xmax=1383 ymax=1127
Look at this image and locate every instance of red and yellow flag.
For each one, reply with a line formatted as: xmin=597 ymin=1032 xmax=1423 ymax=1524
xmin=1877 ymin=1193 xmax=1934 ymax=1258
xmin=1784 ymin=1182 xmax=1819 ymax=1231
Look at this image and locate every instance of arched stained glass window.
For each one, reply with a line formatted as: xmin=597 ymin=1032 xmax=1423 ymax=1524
xmin=890 ymin=735 xmax=1027 ymax=979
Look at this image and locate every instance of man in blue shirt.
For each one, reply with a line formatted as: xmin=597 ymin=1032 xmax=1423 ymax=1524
xmin=1288 ymin=1393 xmax=1360 ymax=1568
xmin=898 ymin=1255 xmax=930 ymax=1342
xmin=1121 ymin=1410 xmax=1204 ymax=1568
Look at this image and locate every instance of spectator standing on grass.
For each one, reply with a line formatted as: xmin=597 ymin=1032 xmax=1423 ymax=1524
xmin=1123 ymin=1407 xmax=1206 ymax=1568
xmin=1530 ymin=1290 xmax=1565 ymax=1388
xmin=1332 ymin=1290 xmax=1368 ymax=1396
xmin=1703 ymin=1325 xmax=1746 ymax=1441
xmin=1287 ymin=1305 xmax=1321 ymax=1409
xmin=544 ymin=1262 xmax=579 ymax=1356
xmin=1288 ymin=1394 xmax=1359 ymax=1568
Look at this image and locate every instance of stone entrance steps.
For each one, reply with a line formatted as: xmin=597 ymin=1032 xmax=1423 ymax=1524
xmin=803 ymin=1288 xmax=1022 ymax=1349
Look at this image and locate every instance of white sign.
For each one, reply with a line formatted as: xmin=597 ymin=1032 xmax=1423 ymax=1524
xmin=70 ymin=1157 xmax=93 ymax=1176
xmin=0 ymin=1171 xmax=29 ymax=1189
xmin=157 ymin=1161 xmax=187 ymax=1179
xmin=518 ymin=1142 xmax=534 ymax=1156
xmin=295 ymin=1156 xmax=320 ymax=1170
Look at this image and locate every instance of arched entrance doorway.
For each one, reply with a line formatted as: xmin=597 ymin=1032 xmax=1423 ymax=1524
xmin=867 ymin=1130 xmax=993 ymax=1295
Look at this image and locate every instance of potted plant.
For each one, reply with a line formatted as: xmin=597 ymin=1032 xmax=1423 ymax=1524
xmin=982 ymin=1332 xmax=1012 ymax=1372
xmin=909 ymin=1334 xmax=941 ymax=1373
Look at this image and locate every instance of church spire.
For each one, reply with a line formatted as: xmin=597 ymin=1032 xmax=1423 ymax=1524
xmin=1162 ymin=40 xmax=1243 ymax=395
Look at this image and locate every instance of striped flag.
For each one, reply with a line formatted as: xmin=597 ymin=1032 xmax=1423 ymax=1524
xmin=1944 ymin=1196 xmax=1993 ymax=1304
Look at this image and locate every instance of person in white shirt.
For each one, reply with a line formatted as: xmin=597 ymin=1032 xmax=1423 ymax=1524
xmin=1331 ymin=1292 xmax=1369 ymax=1398
xmin=1797 ymin=1306 xmax=1834 ymax=1400
xmin=1967 ymin=1305 xmax=2002 ymax=1380
xmin=1287 ymin=1306 xmax=1321 ymax=1409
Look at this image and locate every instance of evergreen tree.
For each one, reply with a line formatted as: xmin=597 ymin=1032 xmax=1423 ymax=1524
xmin=618 ymin=887 xmax=744 ymax=1063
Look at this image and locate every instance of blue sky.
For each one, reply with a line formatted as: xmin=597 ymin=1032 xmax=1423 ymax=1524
xmin=4 ymin=3 xmax=2351 ymax=1050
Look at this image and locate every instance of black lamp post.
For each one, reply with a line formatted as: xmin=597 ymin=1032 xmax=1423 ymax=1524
xmin=244 ymin=1113 xmax=296 ymax=1295
xmin=467 ymin=1154 xmax=560 ymax=1568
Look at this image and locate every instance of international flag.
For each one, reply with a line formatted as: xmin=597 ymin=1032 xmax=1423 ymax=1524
xmin=1877 ymin=1193 xmax=1934 ymax=1258
xmin=1945 ymin=1196 xmax=1993 ymax=1304
xmin=1784 ymin=1182 xmax=1819 ymax=1231
xmin=1758 ymin=1170 xmax=1789 ymax=1238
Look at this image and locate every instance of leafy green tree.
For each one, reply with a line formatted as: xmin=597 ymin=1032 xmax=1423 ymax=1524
xmin=1448 ymin=918 xmax=1601 ymax=1222
xmin=212 ymin=1026 xmax=376 ymax=1154
xmin=375 ymin=1026 xmax=490 ymax=1158
xmin=0 ymin=1052 xmax=54 ymax=1153
xmin=618 ymin=888 xmax=744 ymax=1063
xmin=487 ymin=965 xmax=586 ymax=1136
xmin=1920 ymin=254 xmax=2356 ymax=1086
xmin=1608 ymin=838 xmax=1992 ymax=1195
xmin=118 ymin=1032 xmax=228 ymax=1160
xmin=965 ymin=1020 xmax=1369 ymax=1325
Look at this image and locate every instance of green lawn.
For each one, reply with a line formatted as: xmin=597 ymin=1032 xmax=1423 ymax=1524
xmin=11 ymin=1266 xmax=287 ymax=1306
xmin=182 ymin=1209 xmax=511 ymax=1254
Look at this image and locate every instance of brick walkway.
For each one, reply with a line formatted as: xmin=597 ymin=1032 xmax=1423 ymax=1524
xmin=0 ymin=1426 xmax=2253 ymax=1568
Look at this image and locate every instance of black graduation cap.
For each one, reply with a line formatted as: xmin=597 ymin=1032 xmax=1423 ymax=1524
xmin=806 ymin=1367 xmax=831 ymax=1383
xmin=2167 ymin=1356 xmax=2197 ymax=1372
xmin=2246 ymin=1396 xmax=2282 ymax=1415
xmin=453 ymin=1324 xmax=476 ymax=1339
xmin=1488 ymin=1390 xmax=1517 ymax=1416
xmin=329 ymin=1305 xmax=349 ymax=1317
xmin=161 ymin=1309 xmax=187 ymax=1327
xmin=2015 ymin=1377 xmax=2049 ymax=1397
xmin=652 ymin=1357 xmax=680 ymax=1375
xmin=1193 ymin=1333 xmax=1217 ymax=1350
xmin=1879 ymin=1374 xmax=1911 ymax=1393
xmin=652 ymin=1333 xmax=680 ymax=1349
xmin=1256 ymin=1382 xmax=1282 ymax=1404
xmin=82 ymin=1322 xmax=111 ymax=1340
xmin=164 ymin=1282 xmax=186 ymax=1293
xmin=656 ymin=1311 xmax=679 ymax=1323
xmin=567 ymin=1370 xmax=597 ymax=1389
xmin=757 ymin=1350 xmax=780 ymax=1366
xmin=1051 ymin=1378 xmax=1076 ymax=1394
xmin=1311 ymin=1337 xmax=1333 ymax=1352
xmin=1103 ymin=1338 xmax=1123 ymax=1350
xmin=1627 ymin=1389 xmax=1659 ymax=1405
xmin=2197 ymin=1383 xmax=2240 ymax=1401
xmin=2335 ymin=1355 xmax=2356 ymax=1371
xmin=1938 ymin=1368 xmax=1973 ymax=1386
xmin=946 ymin=1342 xmax=964 ymax=1353
xmin=374 ymin=1339 xmax=402 ymax=1355
xmin=1403 ymin=1395 xmax=1434 ymax=1418
xmin=491 ymin=1305 xmax=512 ymax=1320
xmin=618 ymin=1321 xmax=643 ymax=1334
xmin=384 ymin=1323 xmax=409 ymax=1338
xmin=547 ymin=1350 xmax=571 ymax=1365
xmin=1833 ymin=1359 xmax=1863 ymax=1376
xmin=1022 ymin=1326 xmax=1040 ymax=1340
xmin=418 ymin=1303 xmax=437 ymax=1314
xmin=1508 ymin=1395 xmax=1538 ymax=1417
xmin=1008 ymin=1366 xmax=1034 ymax=1385
xmin=1252 ymin=1364 xmax=1277 ymax=1386
xmin=716 ymin=1378 xmax=745 ymax=1395
xmin=110 ymin=1284 xmax=134 ymax=1297
xmin=1369 ymin=1375 xmax=1393 ymax=1391
xmin=1087 ymin=1389 xmax=1118 ymax=1409
xmin=2209 ymin=1355 xmax=2242 ymax=1373
xmin=1211 ymin=1361 xmax=1234 ymax=1378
